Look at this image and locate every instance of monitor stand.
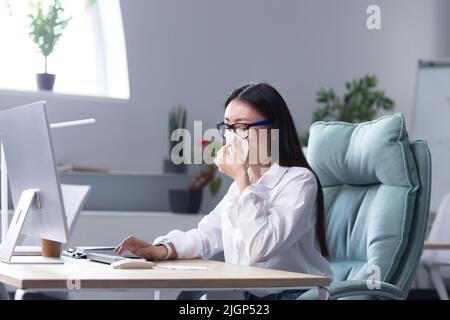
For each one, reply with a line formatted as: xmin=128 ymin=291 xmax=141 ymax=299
xmin=0 ymin=189 xmax=63 ymax=265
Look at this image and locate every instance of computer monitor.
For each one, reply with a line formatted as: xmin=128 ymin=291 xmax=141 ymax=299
xmin=0 ymin=101 xmax=69 ymax=264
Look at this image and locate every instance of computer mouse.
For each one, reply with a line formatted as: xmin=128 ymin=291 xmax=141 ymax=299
xmin=111 ymin=259 xmax=154 ymax=269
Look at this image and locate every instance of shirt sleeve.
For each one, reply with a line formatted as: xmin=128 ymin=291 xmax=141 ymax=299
xmin=230 ymin=170 xmax=318 ymax=263
xmin=152 ymin=186 xmax=235 ymax=260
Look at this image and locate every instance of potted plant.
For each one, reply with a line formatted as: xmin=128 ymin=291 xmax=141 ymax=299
xmin=28 ymin=0 xmax=72 ymax=91
xmin=164 ymin=105 xmax=187 ymax=173
xmin=301 ymin=75 xmax=395 ymax=150
xmin=169 ymin=139 xmax=222 ymax=214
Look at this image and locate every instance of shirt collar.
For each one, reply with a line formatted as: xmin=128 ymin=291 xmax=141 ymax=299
xmin=227 ymin=163 xmax=288 ymax=204
xmin=249 ymin=162 xmax=288 ymax=191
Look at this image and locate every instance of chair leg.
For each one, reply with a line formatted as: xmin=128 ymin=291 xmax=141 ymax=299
xmin=428 ymin=265 xmax=449 ymax=300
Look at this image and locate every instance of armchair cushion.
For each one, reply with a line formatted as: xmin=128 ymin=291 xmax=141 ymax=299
xmin=308 ymin=114 xmax=420 ymax=282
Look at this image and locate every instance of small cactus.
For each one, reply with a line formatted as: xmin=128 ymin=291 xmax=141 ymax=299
xmin=168 ymin=105 xmax=187 ymax=154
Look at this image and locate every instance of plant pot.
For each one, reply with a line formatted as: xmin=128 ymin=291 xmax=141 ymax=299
xmin=163 ymin=158 xmax=187 ymax=174
xmin=36 ymin=73 xmax=56 ymax=91
xmin=169 ymin=189 xmax=202 ymax=214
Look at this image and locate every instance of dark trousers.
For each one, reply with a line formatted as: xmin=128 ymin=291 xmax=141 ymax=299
xmin=242 ymin=289 xmax=306 ymax=300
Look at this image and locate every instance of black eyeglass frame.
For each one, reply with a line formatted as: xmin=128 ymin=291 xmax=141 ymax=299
xmin=216 ymin=120 xmax=272 ymax=139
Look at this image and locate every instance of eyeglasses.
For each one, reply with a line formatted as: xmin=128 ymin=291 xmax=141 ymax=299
xmin=216 ymin=120 xmax=272 ymax=139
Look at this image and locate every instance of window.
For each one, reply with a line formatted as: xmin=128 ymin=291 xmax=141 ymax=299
xmin=0 ymin=0 xmax=129 ymax=99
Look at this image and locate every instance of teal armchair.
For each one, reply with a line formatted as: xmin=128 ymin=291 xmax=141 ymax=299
xmin=299 ymin=113 xmax=431 ymax=300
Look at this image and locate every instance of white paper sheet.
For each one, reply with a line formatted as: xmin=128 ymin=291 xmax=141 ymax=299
xmin=154 ymin=264 xmax=209 ymax=270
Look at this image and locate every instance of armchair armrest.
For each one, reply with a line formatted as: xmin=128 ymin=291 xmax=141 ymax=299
xmin=298 ymin=280 xmax=406 ymax=300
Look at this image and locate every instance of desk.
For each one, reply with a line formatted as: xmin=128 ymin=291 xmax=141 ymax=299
xmin=0 ymin=257 xmax=330 ymax=300
xmin=423 ymin=242 xmax=450 ymax=250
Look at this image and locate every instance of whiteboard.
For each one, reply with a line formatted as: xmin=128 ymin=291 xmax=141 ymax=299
xmin=412 ymin=60 xmax=450 ymax=212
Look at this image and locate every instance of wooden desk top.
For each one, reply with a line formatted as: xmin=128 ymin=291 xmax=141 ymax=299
xmin=423 ymin=242 xmax=450 ymax=250
xmin=0 ymin=257 xmax=330 ymax=290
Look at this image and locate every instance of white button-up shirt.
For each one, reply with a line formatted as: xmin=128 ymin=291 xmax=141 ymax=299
xmin=153 ymin=163 xmax=333 ymax=297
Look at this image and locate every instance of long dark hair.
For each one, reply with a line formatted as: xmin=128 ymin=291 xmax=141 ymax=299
xmin=225 ymin=83 xmax=329 ymax=257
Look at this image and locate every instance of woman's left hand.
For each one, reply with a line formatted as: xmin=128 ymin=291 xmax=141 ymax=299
xmin=214 ymin=141 xmax=250 ymax=193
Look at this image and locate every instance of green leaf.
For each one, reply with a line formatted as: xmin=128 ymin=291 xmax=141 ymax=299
xmin=85 ymin=0 xmax=97 ymax=7
xmin=209 ymin=177 xmax=221 ymax=197
xmin=313 ymin=74 xmax=395 ymax=124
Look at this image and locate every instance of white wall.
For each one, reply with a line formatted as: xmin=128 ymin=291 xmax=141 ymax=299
xmin=0 ymin=0 xmax=448 ymax=172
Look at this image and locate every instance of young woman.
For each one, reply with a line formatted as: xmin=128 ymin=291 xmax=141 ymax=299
xmin=114 ymin=83 xmax=332 ymax=300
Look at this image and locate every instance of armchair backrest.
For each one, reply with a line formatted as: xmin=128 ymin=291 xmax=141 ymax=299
xmin=308 ymin=114 xmax=431 ymax=295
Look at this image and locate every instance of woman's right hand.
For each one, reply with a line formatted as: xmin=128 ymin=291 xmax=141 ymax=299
xmin=113 ymin=236 xmax=168 ymax=261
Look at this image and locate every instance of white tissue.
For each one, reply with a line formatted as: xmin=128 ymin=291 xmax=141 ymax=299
xmin=224 ymin=130 xmax=249 ymax=162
